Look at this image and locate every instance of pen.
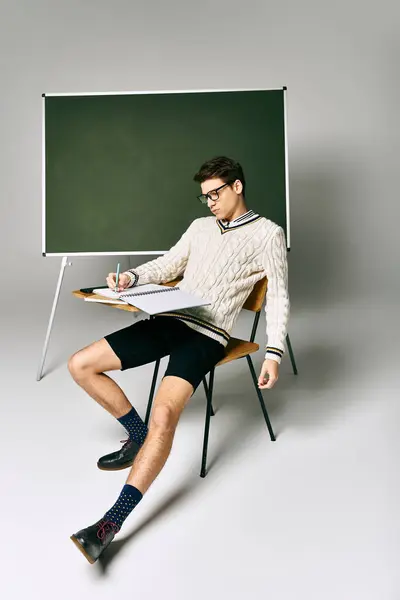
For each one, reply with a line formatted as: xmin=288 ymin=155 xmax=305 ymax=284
xmin=115 ymin=262 xmax=120 ymax=292
xmin=85 ymin=298 xmax=125 ymax=304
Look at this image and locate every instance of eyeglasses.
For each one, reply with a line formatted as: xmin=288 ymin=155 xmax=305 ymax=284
xmin=197 ymin=182 xmax=231 ymax=204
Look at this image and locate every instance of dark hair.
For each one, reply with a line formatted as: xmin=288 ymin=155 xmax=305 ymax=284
xmin=193 ymin=156 xmax=246 ymax=197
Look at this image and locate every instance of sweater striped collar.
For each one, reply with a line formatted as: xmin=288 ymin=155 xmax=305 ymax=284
xmin=216 ymin=209 xmax=262 ymax=233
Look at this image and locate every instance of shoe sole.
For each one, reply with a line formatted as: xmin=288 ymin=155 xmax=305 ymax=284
xmin=97 ymin=460 xmax=134 ymax=471
xmin=70 ymin=535 xmax=96 ymax=564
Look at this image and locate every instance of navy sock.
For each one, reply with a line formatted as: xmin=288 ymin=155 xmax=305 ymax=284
xmin=117 ymin=406 xmax=148 ymax=446
xmin=104 ymin=484 xmax=143 ymax=530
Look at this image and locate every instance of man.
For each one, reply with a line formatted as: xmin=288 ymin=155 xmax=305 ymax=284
xmin=68 ymin=156 xmax=290 ymax=564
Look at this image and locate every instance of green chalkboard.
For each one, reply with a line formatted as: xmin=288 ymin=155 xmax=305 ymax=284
xmin=43 ymin=88 xmax=289 ymax=255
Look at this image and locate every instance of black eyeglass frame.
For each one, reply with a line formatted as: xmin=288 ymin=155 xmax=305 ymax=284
xmin=196 ymin=182 xmax=233 ymax=204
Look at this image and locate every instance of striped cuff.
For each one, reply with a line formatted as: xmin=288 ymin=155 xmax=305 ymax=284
xmin=265 ymin=346 xmax=284 ymax=364
xmin=124 ymin=270 xmax=139 ymax=288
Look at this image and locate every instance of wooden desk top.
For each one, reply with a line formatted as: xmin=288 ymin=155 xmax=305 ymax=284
xmin=72 ymin=279 xmax=181 ymax=314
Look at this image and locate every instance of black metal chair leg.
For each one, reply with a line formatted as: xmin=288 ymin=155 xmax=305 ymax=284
xmin=286 ymin=333 xmax=298 ymax=375
xmin=246 ymin=355 xmax=276 ymax=441
xmin=145 ymin=359 xmax=161 ymax=427
xmin=202 ymin=376 xmax=215 ymax=416
xmin=200 ymin=368 xmax=215 ymax=477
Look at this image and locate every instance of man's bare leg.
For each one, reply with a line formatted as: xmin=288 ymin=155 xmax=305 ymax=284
xmin=69 ymin=340 xmax=195 ymax=563
xmin=70 ymin=375 xmax=193 ymax=563
xmin=68 ymin=340 xmax=193 ymax=476
xmin=68 ymin=338 xmax=131 ymax=418
xmin=125 ymin=374 xmax=194 ymax=493
xmin=69 ymin=338 xmax=193 ymax=489
xmin=69 ymin=338 xmax=151 ymax=470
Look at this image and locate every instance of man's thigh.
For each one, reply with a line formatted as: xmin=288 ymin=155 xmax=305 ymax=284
xmin=151 ymin=375 xmax=195 ymax=427
xmin=69 ymin=338 xmax=122 ymax=375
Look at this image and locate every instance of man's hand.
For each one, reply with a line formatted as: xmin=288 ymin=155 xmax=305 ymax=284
xmin=258 ymin=359 xmax=279 ymax=390
xmin=106 ymin=272 xmax=131 ymax=292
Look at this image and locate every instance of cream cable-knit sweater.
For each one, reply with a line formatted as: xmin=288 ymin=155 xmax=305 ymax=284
xmin=123 ymin=209 xmax=290 ymax=364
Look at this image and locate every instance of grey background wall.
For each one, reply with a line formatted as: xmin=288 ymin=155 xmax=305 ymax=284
xmin=1 ymin=0 xmax=398 ymax=313
xmin=1 ymin=2 xmax=399 ymax=598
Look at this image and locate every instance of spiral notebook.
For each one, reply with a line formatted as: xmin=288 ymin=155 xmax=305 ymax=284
xmin=92 ymin=284 xmax=211 ymax=315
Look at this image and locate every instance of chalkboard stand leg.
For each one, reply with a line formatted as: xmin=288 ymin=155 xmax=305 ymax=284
xmin=36 ymin=256 xmax=72 ymax=381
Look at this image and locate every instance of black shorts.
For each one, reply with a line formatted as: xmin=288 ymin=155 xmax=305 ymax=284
xmin=104 ymin=316 xmax=226 ymax=395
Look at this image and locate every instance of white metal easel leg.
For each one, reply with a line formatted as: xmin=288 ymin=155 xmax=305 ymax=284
xmin=36 ymin=256 xmax=72 ymax=381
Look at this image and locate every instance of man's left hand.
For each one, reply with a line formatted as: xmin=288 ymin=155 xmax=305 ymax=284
xmin=258 ymin=359 xmax=279 ymax=390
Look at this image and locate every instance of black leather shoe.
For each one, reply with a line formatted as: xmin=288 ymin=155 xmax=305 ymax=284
xmin=70 ymin=518 xmax=119 ymax=564
xmin=97 ymin=438 xmax=142 ymax=471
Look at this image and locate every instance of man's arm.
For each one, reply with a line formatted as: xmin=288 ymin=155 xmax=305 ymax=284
xmin=261 ymin=226 xmax=290 ymax=364
xmin=122 ymin=219 xmax=197 ymax=287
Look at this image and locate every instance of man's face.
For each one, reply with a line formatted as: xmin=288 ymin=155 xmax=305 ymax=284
xmin=200 ymin=178 xmax=243 ymax=219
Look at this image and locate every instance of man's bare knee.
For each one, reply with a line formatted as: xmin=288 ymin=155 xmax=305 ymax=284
xmin=68 ymin=350 xmax=92 ymax=381
xmin=149 ymin=377 xmax=194 ymax=432
xmin=150 ymin=404 xmax=180 ymax=432
xmin=68 ymin=339 xmax=121 ymax=380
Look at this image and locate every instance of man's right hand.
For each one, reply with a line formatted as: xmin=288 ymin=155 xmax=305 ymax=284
xmin=106 ymin=272 xmax=131 ymax=292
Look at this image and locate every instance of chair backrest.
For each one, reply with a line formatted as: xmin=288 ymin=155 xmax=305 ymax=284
xmin=167 ymin=276 xmax=267 ymax=313
xmin=242 ymin=277 xmax=268 ymax=313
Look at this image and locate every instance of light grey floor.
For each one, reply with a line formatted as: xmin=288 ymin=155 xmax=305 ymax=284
xmin=1 ymin=294 xmax=399 ymax=599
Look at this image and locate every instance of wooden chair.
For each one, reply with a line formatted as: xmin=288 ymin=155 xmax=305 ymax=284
xmin=144 ymin=276 xmax=298 ymax=478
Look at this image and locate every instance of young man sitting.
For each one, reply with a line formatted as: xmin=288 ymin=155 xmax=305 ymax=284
xmin=68 ymin=156 xmax=290 ymax=563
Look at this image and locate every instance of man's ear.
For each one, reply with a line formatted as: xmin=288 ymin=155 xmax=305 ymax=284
xmin=233 ymin=179 xmax=243 ymax=195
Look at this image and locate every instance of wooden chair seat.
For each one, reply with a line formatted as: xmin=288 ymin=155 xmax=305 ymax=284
xmin=216 ymin=337 xmax=259 ymax=366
